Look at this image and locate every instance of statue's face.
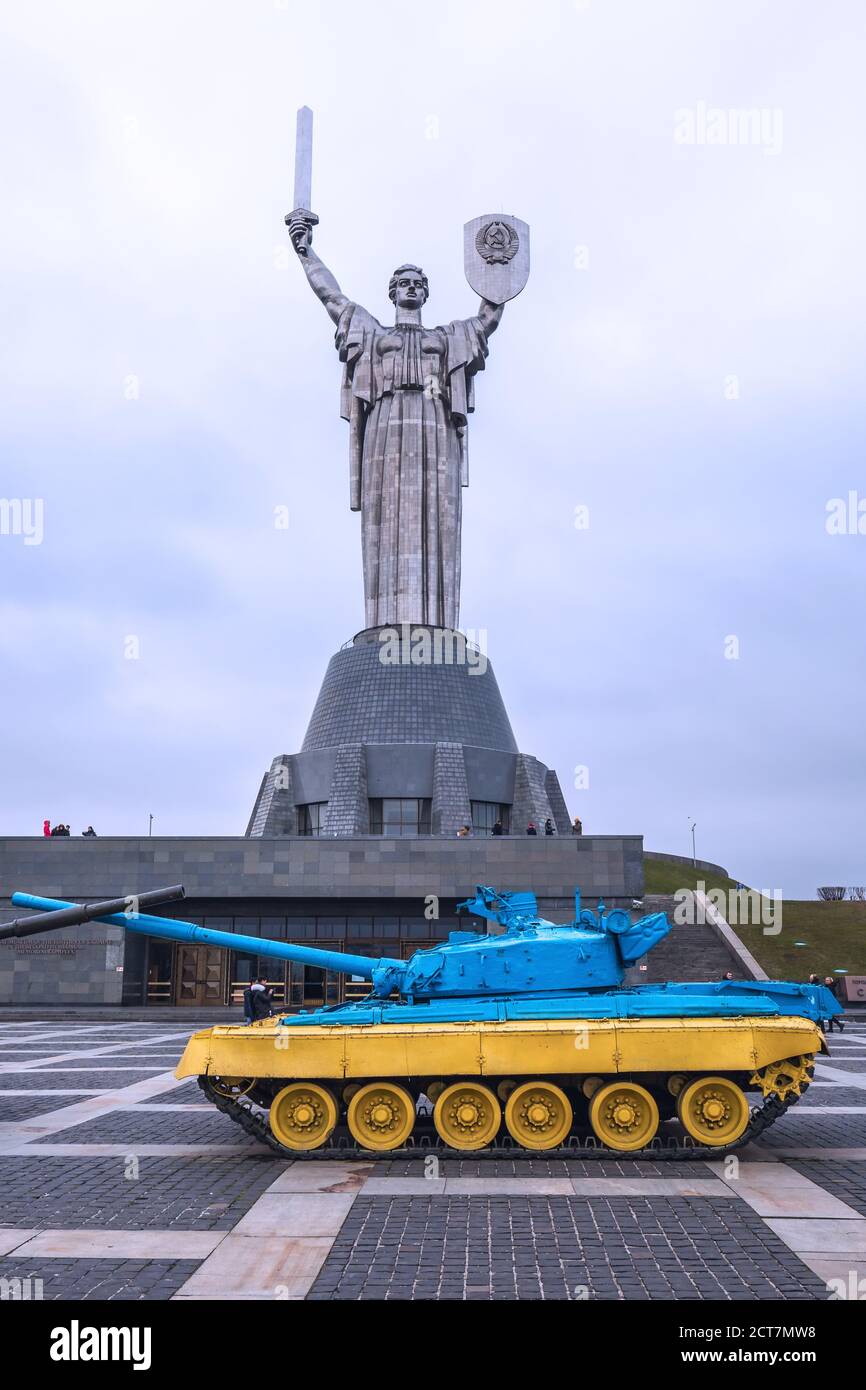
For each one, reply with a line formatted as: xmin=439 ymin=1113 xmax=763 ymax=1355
xmin=393 ymin=269 xmax=427 ymax=308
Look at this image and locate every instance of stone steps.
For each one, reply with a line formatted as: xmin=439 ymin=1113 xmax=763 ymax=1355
xmin=636 ymin=894 xmax=750 ymax=982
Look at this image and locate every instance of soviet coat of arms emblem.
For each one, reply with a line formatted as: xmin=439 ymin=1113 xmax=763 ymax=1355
xmin=464 ymin=212 xmax=530 ymax=304
xmin=475 ymin=219 xmax=520 ymax=265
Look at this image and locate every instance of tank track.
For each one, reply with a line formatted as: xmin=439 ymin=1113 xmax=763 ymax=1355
xmin=198 ymin=1076 xmax=798 ymax=1162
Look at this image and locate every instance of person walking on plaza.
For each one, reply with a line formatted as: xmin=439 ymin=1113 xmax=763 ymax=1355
xmin=544 ymin=818 xmax=554 ymax=836
xmin=526 ymin=821 xmax=537 ymax=836
xmin=823 ymin=975 xmax=845 ymax=1033
xmin=491 ymin=819 xmax=503 ymax=836
xmin=572 ymin=815 xmax=582 ymax=836
xmin=42 ymin=819 xmax=51 ymax=837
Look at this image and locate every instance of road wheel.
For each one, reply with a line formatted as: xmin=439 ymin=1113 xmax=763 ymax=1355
xmin=269 ymin=1082 xmax=337 ymax=1151
xmin=434 ymin=1082 xmax=501 ymax=1151
xmin=505 ymin=1081 xmax=573 ymax=1150
xmin=589 ymin=1081 xmax=659 ymax=1152
xmin=347 ymin=1082 xmax=415 ymax=1151
xmin=677 ymin=1076 xmax=750 ymax=1147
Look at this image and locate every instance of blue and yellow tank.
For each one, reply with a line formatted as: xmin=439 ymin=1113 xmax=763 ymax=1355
xmin=7 ymin=884 xmax=840 ymax=1157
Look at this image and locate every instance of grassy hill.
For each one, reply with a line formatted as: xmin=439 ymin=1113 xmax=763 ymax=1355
xmin=643 ymin=856 xmax=866 ymax=978
xmin=734 ymin=900 xmax=866 ymax=980
xmin=643 ymin=858 xmax=740 ymax=896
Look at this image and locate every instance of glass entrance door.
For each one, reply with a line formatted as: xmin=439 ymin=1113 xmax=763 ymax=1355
xmin=286 ymin=960 xmax=341 ymax=1010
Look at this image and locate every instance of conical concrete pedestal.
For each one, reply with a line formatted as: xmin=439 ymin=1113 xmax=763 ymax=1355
xmin=247 ymin=626 xmax=571 ymax=838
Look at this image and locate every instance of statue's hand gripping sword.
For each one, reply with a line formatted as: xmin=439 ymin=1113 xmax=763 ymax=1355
xmin=284 ymin=105 xmax=318 ymax=255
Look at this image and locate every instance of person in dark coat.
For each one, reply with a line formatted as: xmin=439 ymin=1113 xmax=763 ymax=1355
xmin=249 ymin=977 xmax=273 ymax=1021
xmin=823 ymin=975 xmax=845 ymax=1032
xmin=526 ymin=821 xmax=537 ymax=836
xmin=242 ymin=983 xmax=255 ymax=1024
xmin=491 ymin=820 xmax=503 ymax=836
xmin=544 ymin=818 xmax=554 ymax=836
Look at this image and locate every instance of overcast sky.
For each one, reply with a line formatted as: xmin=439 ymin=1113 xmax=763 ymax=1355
xmin=1 ymin=1 xmax=863 ymax=897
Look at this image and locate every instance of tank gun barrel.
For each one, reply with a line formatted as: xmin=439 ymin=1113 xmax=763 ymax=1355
xmin=0 ymin=886 xmax=186 ymax=941
xmin=7 ymin=891 xmax=400 ymax=983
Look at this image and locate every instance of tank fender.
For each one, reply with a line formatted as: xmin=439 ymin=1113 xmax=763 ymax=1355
xmin=175 ymin=1029 xmax=214 ymax=1080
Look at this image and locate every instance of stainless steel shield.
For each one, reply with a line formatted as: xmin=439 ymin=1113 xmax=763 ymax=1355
xmin=463 ymin=213 xmax=530 ymax=304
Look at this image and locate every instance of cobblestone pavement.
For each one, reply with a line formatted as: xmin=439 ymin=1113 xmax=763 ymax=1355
xmin=0 ymin=1069 xmax=170 ymax=1089
xmin=376 ymin=1156 xmax=719 ymax=1178
xmin=0 ymin=1155 xmax=287 ymax=1229
xmin=0 ymin=1018 xmax=864 ymax=1301
xmin=785 ymin=1160 xmax=866 ymax=1218
xmin=308 ymin=1195 xmax=828 ymax=1300
xmin=751 ymin=1115 xmax=866 ymax=1147
xmin=0 ymin=1258 xmax=201 ymax=1300
xmin=792 ymin=1087 xmax=866 ymax=1107
xmin=32 ymin=1110 xmax=249 ymax=1146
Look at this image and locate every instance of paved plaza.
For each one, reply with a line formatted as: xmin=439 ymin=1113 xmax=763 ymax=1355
xmin=1 ymin=1018 xmax=865 ymax=1301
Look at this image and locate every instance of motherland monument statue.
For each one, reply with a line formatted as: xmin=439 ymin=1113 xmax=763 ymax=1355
xmin=285 ymin=108 xmax=529 ymax=633
xmin=246 ymin=109 xmax=573 ymax=842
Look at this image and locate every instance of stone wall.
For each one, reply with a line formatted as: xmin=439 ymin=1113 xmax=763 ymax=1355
xmin=0 ymin=834 xmax=644 ymax=1004
xmin=0 ymin=834 xmax=643 ymax=905
xmin=0 ymin=920 xmax=125 ymax=1005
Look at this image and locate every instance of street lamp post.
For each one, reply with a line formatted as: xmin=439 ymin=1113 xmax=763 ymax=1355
xmin=688 ymin=818 xmax=697 ymax=867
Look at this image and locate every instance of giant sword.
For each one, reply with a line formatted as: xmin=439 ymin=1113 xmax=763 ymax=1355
xmin=285 ymin=105 xmax=318 ymax=255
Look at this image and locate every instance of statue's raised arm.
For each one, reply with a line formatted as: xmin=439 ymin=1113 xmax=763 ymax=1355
xmin=286 ymin=213 xmax=350 ymax=325
xmin=477 ymin=299 xmax=504 ymax=336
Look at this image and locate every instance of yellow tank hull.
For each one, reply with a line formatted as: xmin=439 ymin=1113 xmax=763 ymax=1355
xmin=176 ymin=1014 xmax=822 ymax=1156
xmin=177 ymin=1013 xmax=821 ymax=1083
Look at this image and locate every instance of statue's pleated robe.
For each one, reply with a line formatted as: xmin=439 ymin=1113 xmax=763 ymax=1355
xmin=335 ymin=304 xmax=489 ymax=630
